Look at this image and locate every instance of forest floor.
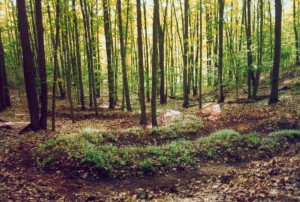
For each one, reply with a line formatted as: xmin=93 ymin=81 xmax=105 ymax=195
xmin=0 ymin=66 xmax=300 ymax=201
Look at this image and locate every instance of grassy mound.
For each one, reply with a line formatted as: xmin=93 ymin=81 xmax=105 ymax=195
xmin=35 ymin=129 xmax=300 ymax=178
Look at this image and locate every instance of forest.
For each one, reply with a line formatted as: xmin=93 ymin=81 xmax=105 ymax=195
xmin=0 ymin=0 xmax=300 ymax=201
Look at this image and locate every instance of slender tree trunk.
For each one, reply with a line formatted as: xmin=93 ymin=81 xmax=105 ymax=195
xmin=143 ymin=0 xmax=150 ymax=102
xmin=72 ymin=0 xmax=85 ymax=110
xmin=136 ymin=0 xmax=147 ymax=125
xmin=183 ymin=0 xmax=189 ymax=108
xmin=268 ymin=0 xmax=273 ymax=75
xmin=198 ymin=0 xmax=203 ymax=109
xmin=80 ymin=0 xmax=93 ymax=108
xmin=63 ymin=4 xmax=75 ymax=122
xmin=294 ymin=0 xmax=300 ymax=65
xmin=35 ymin=0 xmax=48 ymax=130
xmin=103 ymin=0 xmax=116 ymax=109
xmin=152 ymin=0 xmax=159 ymax=126
xmin=218 ymin=0 xmax=225 ymax=103
xmin=253 ymin=0 xmax=263 ymax=99
xmin=17 ymin=0 xmax=40 ymax=131
xmin=0 ymin=30 xmax=7 ymax=111
xmin=245 ymin=0 xmax=255 ymax=99
xmin=117 ymin=0 xmax=132 ymax=112
xmin=269 ymin=0 xmax=282 ymax=104
xmin=159 ymin=0 xmax=169 ymax=105
xmin=52 ymin=0 xmax=61 ymax=131
xmin=206 ymin=7 xmax=213 ymax=86
xmin=86 ymin=1 xmax=98 ymax=116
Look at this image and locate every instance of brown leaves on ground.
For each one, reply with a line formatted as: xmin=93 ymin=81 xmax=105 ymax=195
xmin=155 ymin=144 xmax=300 ymax=201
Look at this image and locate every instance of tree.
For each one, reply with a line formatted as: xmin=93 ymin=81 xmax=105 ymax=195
xmin=35 ymin=0 xmax=48 ymax=129
xmin=52 ymin=0 xmax=61 ymax=131
xmin=143 ymin=0 xmax=150 ymax=102
xmin=158 ymin=0 xmax=169 ymax=105
xmin=103 ymin=0 xmax=116 ymax=109
xmin=183 ymin=0 xmax=189 ymax=108
xmin=63 ymin=1 xmax=75 ymax=122
xmin=118 ymin=0 xmax=132 ymax=112
xmin=0 ymin=29 xmax=11 ymax=111
xmin=253 ymin=0 xmax=264 ymax=99
xmin=198 ymin=0 xmax=203 ymax=109
xmin=269 ymin=0 xmax=282 ymax=104
xmin=80 ymin=0 xmax=98 ymax=115
xmin=245 ymin=0 xmax=255 ymax=99
xmin=293 ymin=0 xmax=300 ymax=65
xmin=16 ymin=0 xmax=40 ymax=131
xmin=136 ymin=0 xmax=147 ymax=125
xmin=217 ymin=0 xmax=225 ymax=103
xmin=152 ymin=0 xmax=159 ymax=126
xmin=72 ymin=0 xmax=85 ymax=110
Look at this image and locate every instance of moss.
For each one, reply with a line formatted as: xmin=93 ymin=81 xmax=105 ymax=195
xmin=269 ymin=130 xmax=300 ymax=141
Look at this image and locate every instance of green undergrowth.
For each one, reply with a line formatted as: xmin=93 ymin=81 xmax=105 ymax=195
xmin=123 ymin=114 xmax=203 ymax=139
xmin=35 ymin=129 xmax=300 ymax=178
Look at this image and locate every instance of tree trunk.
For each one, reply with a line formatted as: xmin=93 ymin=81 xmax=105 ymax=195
xmin=245 ymin=0 xmax=255 ymax=99
xmin=52 ymin=0 xmax=61 ymax=131
xmin=0 ymin=29 xmax=7 ymax=111
xmin=269 ymin=0 xmax=282 ymax=104
xmin=253 ymin=0 xmax=263 ymax=99
xmin=218 ymin=0 xmax=225 ymax=103
xmin=294 ymin=0 xmax=300 ymax=65
xmin=152 ymin=0 xmax=159 ymax=126
xmin=103 ymin=0 xmax=116 ymax=109
xmin=159 ymin=0 xmax=169 ymax=105
xmin=35 ymin=0 xmax=48 ymax=130
xmin=198 ymin=0 xmax=203 ymax=109
xmin=17 ymin=0 xmax=40 ymax=131
xmin=183 ymin=0 xmax=189 ymax=108
xmin=63 ymin=4 xmax=75 ymax=122
xmin=136 ymin=0 xmax=147 ymax=125
xmin=117 ymin=0 xmax=132 ymax=112
xmin=143 ymin=0 xmax=150 ymax=102
xmin=72 ymin=0 xmax=85 ymax=110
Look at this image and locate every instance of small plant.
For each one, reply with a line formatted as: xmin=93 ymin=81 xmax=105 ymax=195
xmin=247 ymin=133 xmax=261 ymax=147
xmin=140 ymin=158 xmax=155 ymax=172
xmin=149 ymin=115 xmax=202 ymax=139
xmin=269 ymin=130 xmax=300 ymax=141
xmin=206 ymin=148 xmax=215 ymax=159
xmin=80 ymin=128 xmax=102 ymax=144
xmin=210 ymin=129 xmax=240 ymax=140
xmin=123 ymin=127 xmax=144 ymax=136
xmin=101 ymin=131 xmax=117 ymax=142
xmin=86 ymin=150 xmax=107 ymax=170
